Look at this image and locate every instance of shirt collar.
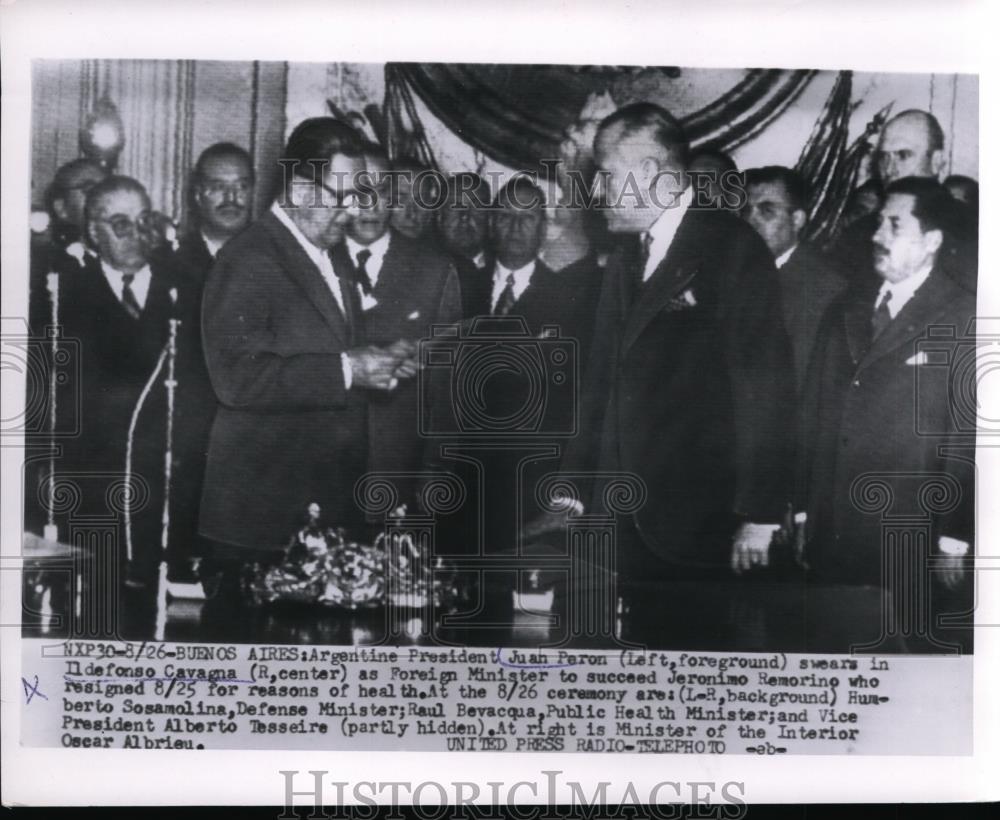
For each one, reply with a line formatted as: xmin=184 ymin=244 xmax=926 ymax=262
xmin=774 ymin=243 xmax=798 ymax=269
xmin=347 ymin=231 xmax=389 ymax=265
xmin=645 ymin=186 xmax=693 ymax=244
xmin=270 ymin=202 xmax=329 ymax=269
xmin=641 ymin=186 xmax=693 ymax=276
xmin=100 ymin=260 xmax=151 ymax=282
xmin=201 ymin=232 xmax=226 ymax=259
xmin=876 ymin=260 xmax=935 ymax=316
xmin=494 ymin=257 xmax=536 ymax=286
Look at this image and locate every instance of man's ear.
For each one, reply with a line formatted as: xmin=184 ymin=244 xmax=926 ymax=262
xmin=924 ymin=227 xmax=944 ymax=256
xmin=792 ymin=208 xmax=808 ymax=235
xmin=638 ymin=156 xmax=659 ymax=188
xmin=85 ymin=220 xmax=100 ymax=249
xmin=52 ymin=197 xmax=71 ymax=223
xmin=931 ymin=149 xmax=946 ymax=179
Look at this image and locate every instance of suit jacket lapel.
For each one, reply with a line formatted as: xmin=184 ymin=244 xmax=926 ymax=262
xmin=842 ymin=293 xmax=873 ymax=366
xmin=621 ymin=212 xmax=702 ymax=354
xmin=262 ymin=212 xmax=348 ymax=345
xmin=858 ymin=270 xmax=954 ymax=369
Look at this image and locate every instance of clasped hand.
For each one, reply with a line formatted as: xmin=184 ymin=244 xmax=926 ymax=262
xmin=348 ymin=339 xmax=421 ymax=391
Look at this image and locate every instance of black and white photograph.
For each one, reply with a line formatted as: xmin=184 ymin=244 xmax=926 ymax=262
xmin=2 ymin=0 xmax=997 ymax=809
xmin=15 ymin=57 xmax=979 ymax=654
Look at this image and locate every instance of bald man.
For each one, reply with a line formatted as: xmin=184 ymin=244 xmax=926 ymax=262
xmin=526 ymin=103 xmax=795 ymax=581
xmin=835 ymin=109 xmax=975 ymax=292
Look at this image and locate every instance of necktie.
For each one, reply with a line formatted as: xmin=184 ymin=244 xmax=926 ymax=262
xmin=630 ymin=233 xmax=654 ymax=304
xmin=871 ymin=289 xmax=893 ymax=340
xmin=121 ymin=273 xmax=142 ymax=319
xmin=355 ymin=248 xmax=374 ymax=295
xmin=638 ymin=232 xmax=654 ymax=277
xmin=493 ymin=272 xmax=517 ymax=316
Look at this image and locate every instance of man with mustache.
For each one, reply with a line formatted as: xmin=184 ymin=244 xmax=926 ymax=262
xmin=161 ymin=143 xmax=256 ymax=582
xmin=174 ymin=142 xmax=254 ymax=284
xmin=833 ymin=110 xmax=976 ymax=292
xmin=801 ymin=177 xmax=974 ymax=594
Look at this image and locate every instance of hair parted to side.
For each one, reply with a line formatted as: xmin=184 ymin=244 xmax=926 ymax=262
xmin=598 ymin=102 xmax=690 ymax=167
xmin=281 ymin=117 xmax=364 ymax=185
xmin=884 ymin=176 xmax=959 ymax=237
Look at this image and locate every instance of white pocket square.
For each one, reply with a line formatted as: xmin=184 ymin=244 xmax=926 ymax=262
xmin=905 ymin=351 xmax=929 ymax=366
xmin=407 ymin=310 xmax=421 ymax=320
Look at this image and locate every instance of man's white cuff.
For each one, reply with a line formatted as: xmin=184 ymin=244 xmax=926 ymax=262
xmin=938 ymin=536 xmax=970 ymax=556
xmin=341 ymin=352 xmax=353 ymax=390
xmin=551 ymin=495 xmax=584 ymax=515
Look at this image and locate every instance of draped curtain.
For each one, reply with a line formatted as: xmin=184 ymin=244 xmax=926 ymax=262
xmin=392 ymin=63 xmax=816 ymax=172
xmin=80 ymin=59 xmax=196 ymax=219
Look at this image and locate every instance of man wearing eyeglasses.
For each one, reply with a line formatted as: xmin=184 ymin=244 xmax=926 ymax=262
xmin=199 ymin=118 xmax=420 ymax=563
xmin=55 ymin=175 xmax=189 ymax=586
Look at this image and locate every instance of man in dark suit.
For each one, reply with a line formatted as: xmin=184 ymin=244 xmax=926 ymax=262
xmin=526 ymin=103 xmax=795 ymax=580
xmin=801 ymin=178 xmax=974 ymax=589
xmin=742 ymin=166 xmax=846 ymax=392
xmin=163 ymin=143 xmax=255 ymax=578
xmin=438 ymin=172 xmax=493 ymax=318
xmin=58 ymin=176 xmax=191 ymax=585
xmin=337 ymin=143 xmax=462 ymax=507
xmin=199 ymin=119 xmax=417 ymax=558
xmin=437 ymin=177 xmax=602 ymax=553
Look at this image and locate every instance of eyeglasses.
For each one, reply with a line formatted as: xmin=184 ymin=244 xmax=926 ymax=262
xmin=316 ymin=181 xmax=360 ymax=210
xmin=95 ymin=211 xmax=155 ymax=239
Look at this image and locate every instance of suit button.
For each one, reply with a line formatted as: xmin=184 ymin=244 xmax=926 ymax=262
xmin=852 ymin=379 xmax=860 ymax=388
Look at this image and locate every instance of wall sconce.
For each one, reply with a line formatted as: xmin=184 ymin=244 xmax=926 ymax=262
xmin=80 ymin=95 xmax=125 ymax=170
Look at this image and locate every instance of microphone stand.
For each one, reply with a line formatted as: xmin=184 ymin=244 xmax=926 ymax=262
xmin=44 ymin=272 xmax=60 ymax=544
xmin=155 ymin=292 xmax=180 ymax=640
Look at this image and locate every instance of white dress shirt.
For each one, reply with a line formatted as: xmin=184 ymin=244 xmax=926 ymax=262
xmin=201 ymin=232 xmax=226 ymax=260
xmin=774 ymin=243 xmax=798 ymax=269
xmin=874 ymin=260 xmax=934 ymax=319
xmin=270 ymin=203 xmax=353 ymax=388
xmin=491 ymin=259 xmax=536 ymax=312
xmin=640 ymin=186 xmax=694 ymax=281
xmin=271 ymin=203 xmax=348 ymax=316
xmin=346 ymin=232 xmax=391 ymax=311
xmin=101 ymin=261 xmax=152 ymax=310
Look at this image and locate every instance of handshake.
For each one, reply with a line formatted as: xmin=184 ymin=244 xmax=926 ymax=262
xmin=346 ymin=339 xmax=421 ymax=392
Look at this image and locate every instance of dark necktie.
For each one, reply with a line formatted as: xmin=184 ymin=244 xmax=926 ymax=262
xmin=638 ymin=232 xmax=654 ymax=274
xmin=355 ymin=249 xmax=374 ymax=295
xmin=630 ymin=233 xmax=654 ymax=304
xmin=493 ymin=272 xmax=517 ymax=316
xmin=121 ymin=273 xmax=142 ymax=319
xmin=871 ymin=289 xmax=893 ymax=340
